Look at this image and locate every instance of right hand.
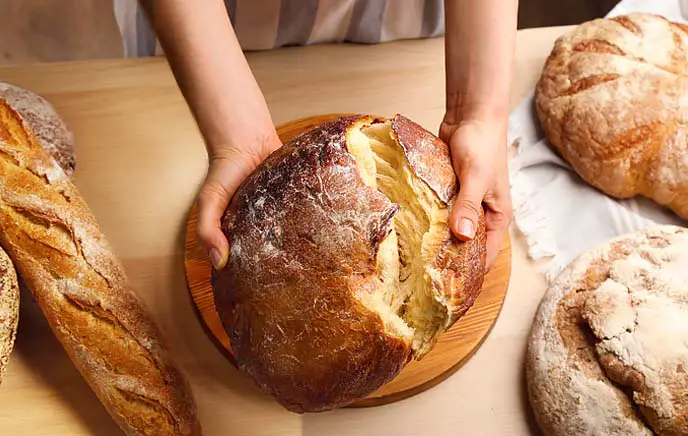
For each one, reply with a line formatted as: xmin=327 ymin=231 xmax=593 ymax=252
xmin=196 ymin=134 xmax=281 ymax=270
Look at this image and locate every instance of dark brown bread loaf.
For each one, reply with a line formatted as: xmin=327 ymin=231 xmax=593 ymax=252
xmin=213 ymin=114 xmax=487 ymax=412
xmin=0 ymin=100 xmax=201 ymax=435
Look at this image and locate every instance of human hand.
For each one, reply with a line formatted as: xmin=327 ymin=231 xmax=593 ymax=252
xmin=196 ymin=134 xmax=281 ymax=270
xmin=439 ymin=117 xmax=512 ymax=270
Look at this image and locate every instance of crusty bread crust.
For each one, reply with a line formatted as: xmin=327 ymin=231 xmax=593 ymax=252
xmin=535 ymin=13 xmax=688 ymax=218
xmin=0 ymin=100 xmax=201 ymax=435
xmin=0 ymin=247 xmax=19 ymax=386
xmin=389 ymin=115 xmax=487 ymax=356
xmin=0 ymin=82 xmax=75 ymax=176
xmin=213 ymin=114 xmax=486 ymax=413
xmin=526 ymin=225 xmax=688 ymax=436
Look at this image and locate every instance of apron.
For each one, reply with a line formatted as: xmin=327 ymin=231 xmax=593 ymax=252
xmin=114 ymin=0 xmax=445 ymax=56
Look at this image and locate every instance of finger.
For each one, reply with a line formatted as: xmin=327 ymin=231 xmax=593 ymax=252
xmin=482 ymin=175 xmax=513 ymax=270
xmin=438 ymin=120 xmax=457 ymax=145
xmin=196 ymin=158 xmax=255 ymax=270
xmin=450 ymin=169 xmax=489 ymax=241
xmin=196 ymin=179 xmax=231 ymax=270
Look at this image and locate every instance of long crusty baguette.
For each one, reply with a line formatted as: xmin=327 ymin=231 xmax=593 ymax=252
xmin=0 ymin=100 xmax=201 ymax=435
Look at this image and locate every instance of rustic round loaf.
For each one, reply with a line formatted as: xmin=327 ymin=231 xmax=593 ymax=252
xmin=535 ymin=13 xmax=688 ymax=218
xmin=0 ymin=82 xmax=75 ymax=176
xmin=212 ymin=114 xmax=487 ymax=412
xmin=0 ymin=247 xmax=19 ymax=386
xmin=526 ymin=225 xmax=688 ymax=436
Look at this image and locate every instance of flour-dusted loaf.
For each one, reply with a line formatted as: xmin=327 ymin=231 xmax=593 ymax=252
xmin=0 ymin=247 xmax=19 ymax=386
xmin=213 ymin=114 xmax=487 ymax=412
xmin=0 ymin=82 xmax=75 ymax=176
xmin=526 ymin=225 xmax=688 ymax=436
xmin=0 ymin=100 xmax=201 ymax=434
xmin=536 ymin=13 xmax=688 ymax=218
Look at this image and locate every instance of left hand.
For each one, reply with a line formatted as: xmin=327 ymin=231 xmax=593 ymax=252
xmin=439 ymin=116 xmax=512 ymax=270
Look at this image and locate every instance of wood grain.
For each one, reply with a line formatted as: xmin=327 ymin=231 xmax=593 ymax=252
xmin=0 ymin=27 xmax=569 ymax=434
xmin=183 ymin=113 xmax=512 ymax=407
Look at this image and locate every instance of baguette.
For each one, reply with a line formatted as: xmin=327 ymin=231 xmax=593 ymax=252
xmin=0 ymin=82 xmax=76 ymax=176
xmin=0 ymin=101 xmax=201 ymax=434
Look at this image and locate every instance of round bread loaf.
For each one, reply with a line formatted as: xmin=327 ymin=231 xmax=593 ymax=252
xmin=0 ymin=247 xmax=19 ymax=386
xmin=212 ymin=114 xmax=487 ymax=412
xmin=0 ymin=82 xmax=75 ymax=176
xmin=535 ymin=13 xmax=688 ymax=218
xmin=526 ymin=225 xmax=688 ymax=436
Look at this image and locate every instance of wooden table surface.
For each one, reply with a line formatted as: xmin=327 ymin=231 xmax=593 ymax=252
xmin=0 ymin=26 xmax=573 ymax=436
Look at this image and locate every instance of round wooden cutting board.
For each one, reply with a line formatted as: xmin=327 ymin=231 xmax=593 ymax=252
xmin=183 ymin=114 xmax=512 ymax=407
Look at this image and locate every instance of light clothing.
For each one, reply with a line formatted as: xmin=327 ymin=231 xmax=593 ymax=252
xmin=114 ymin=0 xmax=445 ymax=57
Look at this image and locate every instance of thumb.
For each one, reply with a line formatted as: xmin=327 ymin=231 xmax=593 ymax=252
xmin=450 ymin=174 xmax=488 ymax=241
xmin=196 ymin=158 xmax=255 ymax=270
xmin=196 ymin=178 xmax=231 ymax=270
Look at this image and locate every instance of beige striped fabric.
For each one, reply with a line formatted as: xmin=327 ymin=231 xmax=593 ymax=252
xmin=114 ymin=0 xmax=445 ymax=56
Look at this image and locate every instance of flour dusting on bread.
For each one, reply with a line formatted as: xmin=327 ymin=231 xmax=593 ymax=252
xmin=214 ymin=114 xmax=487 ymax=412
xmin=527 ymin=225 xmax=688 ymax=435
xmin=0 ymin=82 xmax=75 ymax=176
xmin=536 ymin=13 xmax=688 ymax=219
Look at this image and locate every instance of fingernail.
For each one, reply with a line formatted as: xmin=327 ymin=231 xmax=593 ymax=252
xmin=210 ymin=248 xmax=223 ymax=270
xmin=458 ymin=218 xmax=475 ymax=239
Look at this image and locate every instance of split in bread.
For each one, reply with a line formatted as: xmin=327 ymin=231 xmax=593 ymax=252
xmin=213 ymin=114 xmax=487 ymax=412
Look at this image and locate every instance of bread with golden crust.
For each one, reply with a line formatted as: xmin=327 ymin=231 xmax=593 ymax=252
xmin=0 ymin=82 xmax=75 ymax=176
xmin=526 ymin=225 xmax=688 ymax=436
xmin=0 ymin=100 xmax=201 ymax=435
xmin=0 ymin=247 xmax=19 ymax=386
xmin=213 ymin=114 xmax=487 ymax=412
xmin=535 ymin=13 xmax=688 ymax=218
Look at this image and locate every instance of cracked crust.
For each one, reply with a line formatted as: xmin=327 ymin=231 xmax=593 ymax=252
xmin=0 ymin=100 xmax=201 ymax=434
xmin=390 ymin=115 xmax=458 ymax=203
xmin=0 ymin=83 xmax=75 ymax=176
xmin=0 ymin=247 xmax=18 ymax=386
xmin=526 ymin=225 xmax=688 ymax=436
xmin=535 ymin=13 xmax=688 ymax=219
xmin=213 ymin=114 xmax=486 ymax=413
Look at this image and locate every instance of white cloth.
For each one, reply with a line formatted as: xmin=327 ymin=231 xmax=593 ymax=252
xmin=508 ymin=0 xmax=688 ymax=282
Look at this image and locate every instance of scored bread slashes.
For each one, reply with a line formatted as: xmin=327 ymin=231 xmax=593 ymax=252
xmin=0 ymin=85 xmax=74 ymax=390
xmin=213 ymin=114 xmax=487 ymax=413
xmin=526 ymin=225 xmax=688 ymax=436
xmin=0 ymin=84 xmax=74 ymax=390
xmin=0 ymin=99 xmax=201 ymax=434
xmin=536 ymin=13 xmax=688 ymax=220
xmin=0 ymin=83 xmax=76 ymax=177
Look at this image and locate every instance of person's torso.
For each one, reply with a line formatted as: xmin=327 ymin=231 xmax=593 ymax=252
xmin=114 ymin=0 xmax=445 ymax=57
